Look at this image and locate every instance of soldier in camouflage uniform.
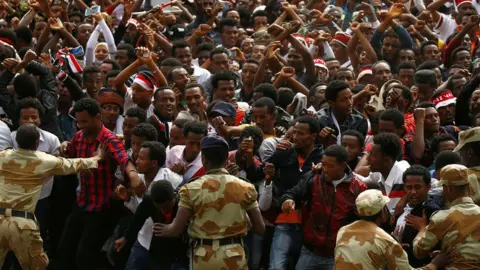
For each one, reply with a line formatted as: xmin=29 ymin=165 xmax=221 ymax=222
xmin=335 ymin=189 xmax=449 ymax=270
xmin=413 ymin=164 xmax=480 ymax=269
xmin=453 ymin=127 xmax=480 ymax=204
xmin=152 ymin=135 xmax=265 ymax=270
xmin=0 ymin=124 xmax=104 ymax=269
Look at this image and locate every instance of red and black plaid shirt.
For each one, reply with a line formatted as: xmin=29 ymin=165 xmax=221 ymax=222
xmin=68 ymin=126 xmax=129 ymax=211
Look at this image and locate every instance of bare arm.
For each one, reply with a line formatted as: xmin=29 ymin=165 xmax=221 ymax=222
xmin=115 ymin=60 xmax=142 ymax=95
xmin=426 ymin=0 xmax=449 ymax=23
xmin=19 ymin=9 xmax=37 ymax=28
xmin=35 ymin=23 xmax=52 ymax=55
xmin=247 ymin=207 xmax=265 ymax=236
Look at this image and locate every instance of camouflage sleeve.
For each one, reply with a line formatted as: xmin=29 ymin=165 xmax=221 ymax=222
xmin=178 ymin=184 xmax=193 ymax=210
xmin=385 ymin=241 xmax=415 ymax=270
xmin=48 ymin=156 xmax=99 ymax=176
xmin=413 ymin=213 xmax=444 ymax=259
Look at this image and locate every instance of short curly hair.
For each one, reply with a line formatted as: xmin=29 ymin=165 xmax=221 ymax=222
xmin=132 ymin=123 xmax=158 ymax=141
xmin=373 ymin=133 xmax=402 ymax=161
xmin=16 ymin=97 xmax=45 ymax=119
xmin=402 ymin=164 xmax=431 ymax=185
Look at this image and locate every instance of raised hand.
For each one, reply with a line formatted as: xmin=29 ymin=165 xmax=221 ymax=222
xmin=387 ymin=3 xmax=405 ymax=20
xmin=195 ymin=24 xmax=211 ymax=36
xmin=265 ymin=41 xmax=281 ymax=59
xmin=264 ymin=163 xmax=275 ymax=183
xmin=48 ymin=17 xmax=64 ymax=31
xmin=278 ymin=66 xmax=295 ymax=79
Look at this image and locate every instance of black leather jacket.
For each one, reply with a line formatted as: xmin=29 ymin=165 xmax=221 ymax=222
xmin=0 ymin=61 xmax=63 ymax=140
xmin=316 ymin=108 xmax=368 ymax=137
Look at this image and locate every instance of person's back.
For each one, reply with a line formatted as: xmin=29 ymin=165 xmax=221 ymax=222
xmin=0 ymin=123 xmax=102 ymax=269
xmin=180 ymin=168 xmax=257 ymax=239
xmin=0 ymin=148 xmax=99 ymax=213
xmin=414 ymin=164 xmax=480 ymax=269
xmin=414 ymin=198 xmax=480 ymax=269
xmin=335 ymin=219 xmax=407 ymax=269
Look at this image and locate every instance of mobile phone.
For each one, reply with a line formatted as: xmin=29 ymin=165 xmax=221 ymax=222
xmin=228 ymin=49 xmax=236 ymax=57
xmin=84 ymin=8 xmax=91 ymax=17
xmin=92 ymin=6 xmax=101 ymax=14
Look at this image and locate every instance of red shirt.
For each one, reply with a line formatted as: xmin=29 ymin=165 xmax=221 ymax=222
xmin=68 ymin=126 xmax=130 ymax=211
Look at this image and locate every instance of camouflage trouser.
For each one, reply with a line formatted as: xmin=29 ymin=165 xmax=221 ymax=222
xmin=192 ymin=243 xmax=247 ymax=270
xmin=0 ymin=215 xmax=48 ymax=270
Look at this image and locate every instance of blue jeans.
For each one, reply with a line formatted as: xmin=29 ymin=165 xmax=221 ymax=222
xmin=125 ymin=240 xmax=149 ymax=270
xmin=269 ymin=224 xmax=303 ymax=270
xmin=244 ymin=231 xmax=263 ymax=269
xmin=295 ymin=246 xmax=334 ymax=270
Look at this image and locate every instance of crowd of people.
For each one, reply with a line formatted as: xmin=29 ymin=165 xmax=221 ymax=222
xmin=1 ymin=0 xmax=480 ymax=269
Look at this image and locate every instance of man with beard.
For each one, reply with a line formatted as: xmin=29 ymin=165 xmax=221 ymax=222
xmin=371 ymin=61 xmax=392 ymax=110
xmin=404 ymin=103 xmax=462 ymax=167
xmin=97 ymin=89 xmax=124 ymax=135
xmin=202 ymin=47 xmax=242 ymax=101
xmin=168 ymin=66 xmax=192 ymax=112
xmin=317 ymin=80 xmax=368 ymax=149
xmin=236 ymin=59 xmax=259 ymax=104
xmin=281 ymin=144 xmax=367 ymax=269
xmin=177 ymin=84 xmax=207 ymax=122
xmin=171 ymin=41 xmax=211 ymax=84
xmin=147 ymin=87 xmax=176 ymax=147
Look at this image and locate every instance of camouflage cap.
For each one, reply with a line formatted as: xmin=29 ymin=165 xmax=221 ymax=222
xmin=438 ymin=164 xmax=469 ymax=186
xmin=356 ymin=190 xmax=390 ymax=217
xmin=453 ymin=127 xmax=480 ymax=152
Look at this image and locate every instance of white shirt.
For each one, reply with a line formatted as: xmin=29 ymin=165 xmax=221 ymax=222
xmin=166 ymin=145 xmax=204 ymax=184
xmin=192 ymin=66 xmax=211 ymax=85
xmin=11 ymin=128 xmax=60 ymax=199
xmin=128 ymin=167 xmax=182 ymax=250
xmin=359 ymin=160 xmax=410 ymax=213
xmin=435 ymin=13 xmax=457 ymax=43
xmin=0 ymin=120 xmax=12 ymax=151
xmin=112 ymin=115 xmax=124 ymax=135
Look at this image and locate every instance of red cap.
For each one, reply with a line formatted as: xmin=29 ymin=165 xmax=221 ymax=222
xmin=331 ymin=32 xmax=351 ymax=47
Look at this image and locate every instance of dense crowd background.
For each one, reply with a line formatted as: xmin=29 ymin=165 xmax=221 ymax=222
xmin=1 ymin=0 xmax=480 ymax=269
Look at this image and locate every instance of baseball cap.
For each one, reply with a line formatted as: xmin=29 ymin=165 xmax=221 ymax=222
xmin=211 ymin=101 xmax=236 ymax=118
xmin=200 ymin=135 xmax=229 ymax=150
xmin=438 ymin=164 xmax=470 ymax=186
xmin=356 ymin=190 xmax=390 ymax=216
xmin=453 ymin=127 xmax=480 ymax=152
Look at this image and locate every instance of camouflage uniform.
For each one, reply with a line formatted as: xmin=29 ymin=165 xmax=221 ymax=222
xmin=334 ymin=190 xmax=437 ymax=270
xmin=413 ymin=165 xmax=480 ymax=269
xmin=178 ymin=168 xmax=258 ymax=270
xmin=453 ymin=127 xmax=480 ymax=204
xmin=0 ymin=149 xmax=99 ymax=269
